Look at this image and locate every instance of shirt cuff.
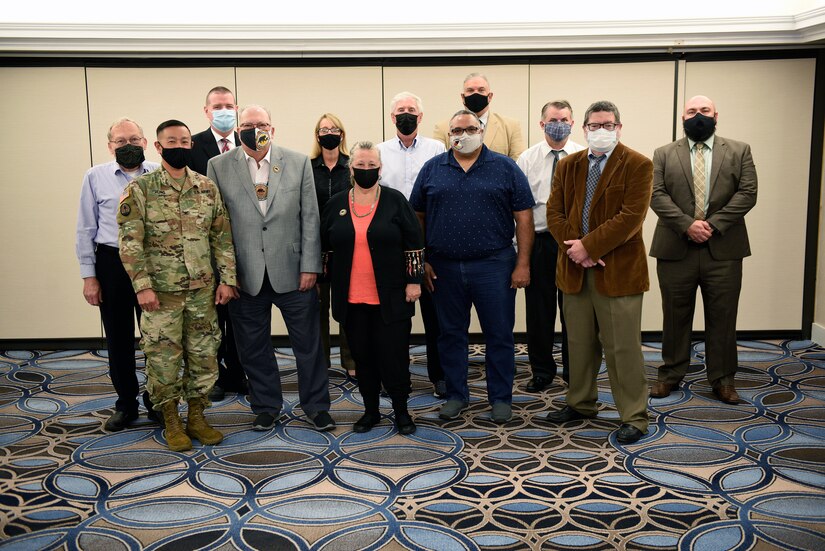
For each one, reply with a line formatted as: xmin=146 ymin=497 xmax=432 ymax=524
xmin=80 ymin=264 xmax=96 ymax=279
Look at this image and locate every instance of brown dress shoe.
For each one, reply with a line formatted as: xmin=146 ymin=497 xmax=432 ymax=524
xmin=650 ymin=381 xmax=676 ymax=398
xmin=713 ymin=385 xmax=740 ymax=404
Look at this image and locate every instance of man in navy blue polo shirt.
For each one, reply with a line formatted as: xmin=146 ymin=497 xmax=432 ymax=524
xmin=410 ymin=109 xmax=535 ymax=424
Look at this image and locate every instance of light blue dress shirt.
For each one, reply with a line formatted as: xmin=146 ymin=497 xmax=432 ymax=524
xmin=76 ymin=160 xmax=160 ymax=278
xmin=377 ymin=135 xmax=446 ymax=199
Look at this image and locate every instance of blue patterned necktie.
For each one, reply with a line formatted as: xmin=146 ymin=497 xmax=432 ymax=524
xmin=581 ymin=154 xmax=602 ymax=234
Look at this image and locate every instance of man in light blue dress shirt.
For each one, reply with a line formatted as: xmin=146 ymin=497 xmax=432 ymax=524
xmin=377 ymin=92 xmax=447 ymax=398
xmin=76 ymin=118 xmax=160 ymax=432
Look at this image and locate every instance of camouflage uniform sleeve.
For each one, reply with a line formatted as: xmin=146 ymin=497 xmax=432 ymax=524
xmin=117 ymin=179 xmax=152 ymax=292
xmin=210 ymin=185 xmax=237 ymax=287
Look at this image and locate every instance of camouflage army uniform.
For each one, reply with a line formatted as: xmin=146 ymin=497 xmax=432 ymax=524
xmin=118 ymin=166 xmax=236 ymax=409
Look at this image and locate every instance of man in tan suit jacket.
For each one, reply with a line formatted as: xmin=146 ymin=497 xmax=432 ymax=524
xmin=546 ymin=100 xmax=653 ymax=444
xmin=649 ymin=95 xmax=758 ymax=405
xmin=433 ymin=72 xmax=525 ymax=161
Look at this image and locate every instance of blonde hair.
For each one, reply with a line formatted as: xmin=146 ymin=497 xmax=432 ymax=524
xmin=310 ymin=113 xmax=349 ymax=158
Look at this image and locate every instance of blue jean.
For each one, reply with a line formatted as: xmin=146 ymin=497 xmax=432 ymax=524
xmin=428 ymin=248 xmax=517 ymax=405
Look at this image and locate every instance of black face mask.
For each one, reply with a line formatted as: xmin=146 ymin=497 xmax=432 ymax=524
xmin=115 ymin=144 xmax=145 ymax=169
xmin=683 ymin=113 xmax=717 ymax=142
xmin=463 ymin=93 xmax=489 ymax=114
xmin=318 ymin=134 xmax=341 ymax=151
xmin=160 ymin=147 xmax=192 ymax=170
xmin=352 ymin=168 xmax=380 ymax=189
xmin=240 ymin=128 xmax=270 ymax=151
xmin=394 ymin=113 xmax=418 ymax=136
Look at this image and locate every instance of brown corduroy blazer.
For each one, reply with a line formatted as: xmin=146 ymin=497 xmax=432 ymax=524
xmin=547 ymin=142 xmax=653 ymax=297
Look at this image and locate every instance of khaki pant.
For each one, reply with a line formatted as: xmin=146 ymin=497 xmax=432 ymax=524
xmin=563 ymin=270 xmax=649 ymax=432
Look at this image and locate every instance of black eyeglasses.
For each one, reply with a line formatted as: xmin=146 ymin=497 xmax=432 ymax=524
xmin=448 ymin=126 xmax=481 ymax=137
xmin=584 ymin=122 xmax=620 ymax=131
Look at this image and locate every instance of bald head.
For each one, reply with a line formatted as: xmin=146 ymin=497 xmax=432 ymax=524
xmin=684 ymin=95 xmax=716 ymax=120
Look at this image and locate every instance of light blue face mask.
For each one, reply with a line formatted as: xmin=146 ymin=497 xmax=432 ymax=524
xmin=211 ymin=109 xmax=237 ymax=133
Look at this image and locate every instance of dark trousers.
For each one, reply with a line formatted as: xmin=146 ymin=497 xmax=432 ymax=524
xmin=657 ymin=245 xmax=743 ymax=387
xmin=95 ymin=244 xmax=141 ymax=415
xmin=229 ymin=275 xmax=330 ymax=416
xmin=318 ymin=282 xmax=356 ymax=372
xmin=344 ymin=303 xmax=412 ymax=413
xmin=418 ymin=287 xmax=443 ymax=383
xmin=216 ymin=302 xmax=246 ymax=390
xmin=525 ymin=232 xmax=569 ymax=382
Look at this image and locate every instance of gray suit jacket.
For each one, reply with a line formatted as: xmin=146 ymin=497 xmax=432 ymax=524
xmin=207 ymin=145 xmax=321 ymax=295
xmin=649 ymin=135 xmax=757 ymax=261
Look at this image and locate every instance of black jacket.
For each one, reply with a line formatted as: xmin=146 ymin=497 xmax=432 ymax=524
xmin=188 ymin=128 xmax=240 ymax=176
xmin=321 ymin=185 xmax=424 ymax=325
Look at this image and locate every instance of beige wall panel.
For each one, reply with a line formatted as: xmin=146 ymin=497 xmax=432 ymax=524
xmin=1 ymin=67 xmax=98 ymax=339
xmin=236 ymin=67 xmax=384 ymax=335
xmin=528 ymin=61 xmax=675 ymax=331
xmin=684 ymin=58 xmax=814 ymax=330
xmin=86 ymin=67 xmax=237 ymax=167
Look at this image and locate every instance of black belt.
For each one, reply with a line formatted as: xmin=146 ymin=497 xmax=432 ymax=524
xmin=95 ymin=244 xmax=120 ymax=255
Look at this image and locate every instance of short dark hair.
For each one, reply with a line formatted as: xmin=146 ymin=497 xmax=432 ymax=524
xmin=541 ymin=100 xmax=573 ymax=119
xmin=583 ymin=101 xmax=621 ymax=125
xmin=450 ymin=109 xmax=481 ymax=126
xmin=156 ymin=119 xmax=190 ymax=137
xmin=205 ymin=86 xmax=235 ymax=105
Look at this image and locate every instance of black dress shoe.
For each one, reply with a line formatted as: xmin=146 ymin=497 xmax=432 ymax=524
xmin=208 ymin=384 xmax=226 ymax=402
xmin=353 ymin=412 xmax=381 ymax=433
xmin=545 ymin=405 xmax=594 ymax=424
xmin=526 ymin=376 xmax=552 ymax=393
xmin=104 ymin=410 xmax=138 ymax=432
xmin=615 ymin=424 xmax=645 ymax=444
xmin=395 ymin=412 xmax=417 ymax=435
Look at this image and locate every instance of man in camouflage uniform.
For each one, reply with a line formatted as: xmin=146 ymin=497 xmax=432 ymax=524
xmin=118 ymin=119 xmax=237 ymax=452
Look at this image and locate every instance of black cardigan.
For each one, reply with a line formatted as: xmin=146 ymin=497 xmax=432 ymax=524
xmin=321 ymin=185 xmax=424 ymax=325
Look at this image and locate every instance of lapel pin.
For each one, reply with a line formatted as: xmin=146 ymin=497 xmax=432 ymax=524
xmin=339 ymin=209 xmax=347 ymax=216
xmin=272 ymin=165 xmax=280 ymax=173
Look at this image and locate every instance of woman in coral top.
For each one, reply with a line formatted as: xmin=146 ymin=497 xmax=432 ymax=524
xmin=320 ymin=141 xmax=424 ymax=435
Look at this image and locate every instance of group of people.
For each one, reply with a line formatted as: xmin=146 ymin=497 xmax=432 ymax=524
xmin=76 ymin=73 xmax=757 ymax=451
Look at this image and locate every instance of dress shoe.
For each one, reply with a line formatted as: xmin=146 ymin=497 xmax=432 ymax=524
xmin=525 ymin=376 xmax=552 ymax=393
xmin=615 ymin=423 xmax=645 ymax=444
xmin=104 ymin=410 xmax=138 ymax=432
xmin=650 ymin=381 xmax=677 ymax=398
xmin=394 ymin=412 xmax=416 ymax=435
xmin=353 ymin=412 xmax=381 ymax=433
xmin=208 ymin=384 xmax=226 ymax=402
xmin=545 ymin=405 xmax=595 ymax=424
xmin=713 ymin=385 xmax=740 ymax=404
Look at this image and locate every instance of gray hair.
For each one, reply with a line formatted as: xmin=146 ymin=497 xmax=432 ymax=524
xmin=449 ymin=109 xmax=481 ymax=127
xmin=583 ymin=100 xmax=621 ymax=125
xmin=347 ymin=141 xmax=382 ymax=168
xmin=107 ymin=117 xmax=144 ymax=141
xmin=390 ymin=91 xmax=423 ymax=113
xmin=463 ymin=72 xmax=490 ymax=89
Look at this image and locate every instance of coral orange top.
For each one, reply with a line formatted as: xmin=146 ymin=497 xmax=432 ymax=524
xmin=348 ymin=198 xmax=380 ymax=305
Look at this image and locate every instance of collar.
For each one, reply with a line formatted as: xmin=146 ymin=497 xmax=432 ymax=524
xmin=445 ymin=144 xmax=492 ymax=167
xmin=243 ymin=147 xmax=271 ymax=166
xmin=540 ymin=139 xmax=578 ymax=158
xmin=312 ymin=152 xmax=349 ymax=169
xmin=211 ymin=128 xmax=236 ymax=146
xmin=687 ymin=133 xmax=715 ymax=151
xmin=587 ymin=148 xmax=614 ymax=164
xmin=395 ymin=135 xmax=418 ymax=150
xmin=113 ymin=160 xmax=154 ymax=176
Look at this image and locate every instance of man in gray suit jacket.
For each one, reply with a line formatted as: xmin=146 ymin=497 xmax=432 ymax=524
xmin=649 ymin=95 xmax=758 ymax=405
xmin=207 ymin=105 xmax=335 ymax=431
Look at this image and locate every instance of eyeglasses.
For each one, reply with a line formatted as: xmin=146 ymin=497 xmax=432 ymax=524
xmin=585 ymin=122 xmax=620 ymax=131
xmin=109 ymin=137 xmax=144 ymax=147
xmin=448 ymin=126 xmax=481 ymax=137
xmin=239 ymin=122 xmax=271 ymax=130
xmin=318 ymin=128 xmax=342 ymax=136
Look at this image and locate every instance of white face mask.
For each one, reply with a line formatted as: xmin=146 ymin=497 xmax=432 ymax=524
xmin=452 ymin=133 xmax=483 ymax=154
xmin=586 ymin=128 xmax=618 ymax=154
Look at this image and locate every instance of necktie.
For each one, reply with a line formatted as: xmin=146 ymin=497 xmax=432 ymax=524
xmin=693 ymin=142 xmax=706 ymax=220
xmin=220 ymin=138 xmax=230 ymax=153
xmin=550 ymin=150 xmax=561 ymax=184
xmin=581 ymin=154 xmax=602 ymax=234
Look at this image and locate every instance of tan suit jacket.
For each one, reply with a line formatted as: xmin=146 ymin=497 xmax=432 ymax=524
xmin=649 ymin=136 xmax=757 ymax=260
xmin=434 ymin=111 xmax=526 ymax=161
xmin=547 ymin=142 xmax=653 ymax=297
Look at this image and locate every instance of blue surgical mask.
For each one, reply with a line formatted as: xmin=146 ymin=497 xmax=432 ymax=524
xmin=211 ymin=109 xmax=237 ymax=133
xmin=544 ymin=121 xmax=571 ymax=142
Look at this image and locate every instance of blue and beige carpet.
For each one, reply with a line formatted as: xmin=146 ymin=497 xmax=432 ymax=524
xmin=1 ymin=340 xmax=824 ymax=550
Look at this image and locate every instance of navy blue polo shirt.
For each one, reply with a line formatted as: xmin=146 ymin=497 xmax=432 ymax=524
xmin=410 ymin=145 xmax=535 ymax=260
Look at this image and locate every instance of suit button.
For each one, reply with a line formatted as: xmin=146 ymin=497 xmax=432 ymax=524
xmin=263 ymin=227 xmax=267 ymax=231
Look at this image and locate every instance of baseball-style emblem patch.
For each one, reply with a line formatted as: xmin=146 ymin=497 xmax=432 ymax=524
xmin=255 ymin=130 xmax=270 ymax=151
xmin=339 ymin=209 xmax=347 ymax=216
xmin=120 ymin=203 xmax=131 ymax=216
xmin=255 ymin=184 xmax=267 ymax=201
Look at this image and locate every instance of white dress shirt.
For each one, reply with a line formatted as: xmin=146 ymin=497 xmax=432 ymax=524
xmin=244 ymin=149 xmax=271 ymax=214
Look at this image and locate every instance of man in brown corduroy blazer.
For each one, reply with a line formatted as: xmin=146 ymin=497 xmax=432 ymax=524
xmin=545 ymin=100 xmax=653 ymax=445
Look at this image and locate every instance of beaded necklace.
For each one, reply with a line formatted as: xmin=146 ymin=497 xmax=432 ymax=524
xmin=350 ymin=186 xmax=381 ymax=218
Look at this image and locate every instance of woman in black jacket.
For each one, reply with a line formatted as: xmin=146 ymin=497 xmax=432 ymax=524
xmin=320 ymin=141 xmax=424 ymax=435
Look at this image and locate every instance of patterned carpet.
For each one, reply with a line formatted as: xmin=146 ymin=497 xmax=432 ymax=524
xmin=1 ymin=340 xmax=824 ymax=550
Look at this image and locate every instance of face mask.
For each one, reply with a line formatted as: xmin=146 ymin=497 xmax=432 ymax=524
xmin=544 ymin=121 xmax=571 ymax=142
xmin=683 ymin=113 xmax=716 ymax=142
xmin=352 ymin=168 xmax=380 ymax=189
xmin=394 ymin=113 xmax=418 ymax=136
xmin=240 ymin=128 xmax=271 ymax=151
xmin=463 ymin=93 xmax=489 ymax=114
xmin=452 ymin=133 xmax=483 ymax=154
xmin=211 ymin=109 xmax=237 ymax=133
xmin=160 ymin=147 xmax=192 ymax=170
xmin=115 ymin=144 xmax=145 ymax=169
xmin=586 ymin=128 xmax=618 ymax=154
xmin=318 ymin=134 xmax=341 ymax=151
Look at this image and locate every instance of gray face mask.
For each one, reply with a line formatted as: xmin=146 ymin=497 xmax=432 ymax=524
xmin=452 ymin=133 xmax=483 ymax=154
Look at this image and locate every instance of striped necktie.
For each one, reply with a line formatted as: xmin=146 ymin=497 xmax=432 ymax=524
xmin=693 ymin=142 xmax=707 ymax=220
xmin=220 ymin=138 xmax=230 ymax=153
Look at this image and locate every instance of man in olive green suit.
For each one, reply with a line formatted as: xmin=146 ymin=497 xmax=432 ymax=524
xmin=649 ymin=95 xmax=758 ymax=405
